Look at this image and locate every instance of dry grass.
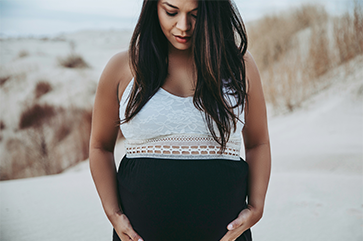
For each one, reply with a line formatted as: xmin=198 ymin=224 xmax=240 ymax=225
xmin=261 ymin=48 xmax=306 ymax=111
xmin=58 ymin=41 xmax=90 ymax=69
xmin=0 ymin=76 xmax=10 ymax=86
xmin=58 ymin=54 xmax=90 ymax=69
xmin=334 ymin=14 xmax=358 ymax=63
xmin=4 ymin=127 xmax=64 ymax=178
xmin=334 ymin=2 xmax=363 ymax=63
xmin=17 ymin=50 xmax=29 ymax=58
xmin=34 ymin=81 xmax=52 ymax=99
xmin=0 ymin=65 xmax=30 ymax=89
xmin=5 ymin=138 xmax=31 ymax=179
xmin=54 ymin=119 xmax=72 ymax=143
xmin=19 ymin=104 xmax=56 ymax=129
xmin=1 ymin=105 xmax=93 ymax=180
xmin=308 ymin=24 xmax=331 ymax=78
xmin=0 ymin=120 xmax=5 ymax=143
xmin=248 ymin=5 xmax=328 ymax=71
xmin=248 ymin=2 xmax=363 ymax=112
xmin=0 ymin=120 xmax=5 ymax=130
xmin=1 ymin=52 xmax=93 ymax=179
xmin=354 ymin=1 xmax=363 ymax=52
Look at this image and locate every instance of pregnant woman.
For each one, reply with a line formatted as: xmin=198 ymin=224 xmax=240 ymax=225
xmin=89 ymin=0 xmax=271 ymax=240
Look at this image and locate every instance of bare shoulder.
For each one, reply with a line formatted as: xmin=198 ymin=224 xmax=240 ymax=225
xmin=244 ymin=51 xmax=259 ymax=79
xmin=243 ymin=50 xmax=261 ymax=93
xmin=105 ymin=50 xmax=131 ymax=75
xmin=99 ymin=50 xmax=133 ymax=98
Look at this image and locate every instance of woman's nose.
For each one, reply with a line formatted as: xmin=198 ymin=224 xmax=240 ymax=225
xmin=176 ymin=14 xmax=190 ymax=32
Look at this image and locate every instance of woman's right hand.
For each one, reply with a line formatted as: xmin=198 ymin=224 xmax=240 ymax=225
xmin=112 ymin=211 xmax=144 ymax=241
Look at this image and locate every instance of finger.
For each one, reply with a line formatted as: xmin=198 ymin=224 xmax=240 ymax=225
xmin=219 ymin=230 xmax=240 ymax=241
xmin=127 ymin=231 xmax=143 ymax=241
xmin=118 ymin=215 xmax=144 ymax=241
xmin=122 ymin=223 xmax=143 ymax=241
xmin=227 ymin=209 xmax=251 ymax=230
xmin=117 ymin=228 xmax=143 ymax=241
xmin=220 ymin=224 xmax=250 ymax=241
xmin=119 ymin=233 xmax=134 ymax=241
xmin=119 ymin=230 xmax=143 ymax=241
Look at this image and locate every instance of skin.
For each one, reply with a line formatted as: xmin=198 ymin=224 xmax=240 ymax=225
xmin=158 ymin=0 xmax=197 ymax=51
xmin=89 ymin=0 xmax=271 ymax=240
xmin=157 ymin=0 xmax=198 ymax=97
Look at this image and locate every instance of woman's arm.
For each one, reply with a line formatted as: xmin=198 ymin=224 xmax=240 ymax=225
xmin=89 ymin=51 xmax=142 ymax=241
xmin=220 ymin=51 xmax=271 ymax=240
xmin=242 ymin=51 xmax=271 ymax=223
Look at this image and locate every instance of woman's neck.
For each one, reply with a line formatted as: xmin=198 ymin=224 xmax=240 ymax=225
xmin=163 ymin=45 xmax=196 ymax=97
xmin=168 ymin=45 xmax=195 ymax=77
xmin=168 ymin=43 xmax=193 ymax=62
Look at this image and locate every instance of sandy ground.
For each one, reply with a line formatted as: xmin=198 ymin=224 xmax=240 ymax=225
xmin=253 ymin=59 xmax=363 ymax=241
xmin=1 ymin=34 xmax=362 ymax=240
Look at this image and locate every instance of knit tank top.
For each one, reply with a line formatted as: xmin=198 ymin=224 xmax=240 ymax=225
xmin=119 ymin=79 xmax=245 ymax=161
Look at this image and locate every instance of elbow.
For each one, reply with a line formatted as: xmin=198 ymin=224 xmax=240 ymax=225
xmin=245 ymin=141 xmax=270 ymax=151
xmin=88 ymin=144 xmax=114 ymax=168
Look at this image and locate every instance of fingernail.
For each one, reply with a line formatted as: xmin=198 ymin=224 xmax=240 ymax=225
xmin=228 ymin=224 xmax=233 ymax=230
xmin=138 ymin=239 xmax=143 ymax=241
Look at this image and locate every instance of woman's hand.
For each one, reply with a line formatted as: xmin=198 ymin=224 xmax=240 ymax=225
xmin=219 ymin=205 xmax=262 ymax=241
xmin=111 ymin=211 xmax=144 ymax=241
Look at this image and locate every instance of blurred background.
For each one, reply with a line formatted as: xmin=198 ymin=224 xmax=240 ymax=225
xmin=0 ymin=0 xmax=362 ymax=241
xmin=0 ymin=0 xmax=352 ymax=36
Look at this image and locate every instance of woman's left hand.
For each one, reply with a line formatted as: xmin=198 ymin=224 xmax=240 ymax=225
xmin=219 ymin=205 xmax=262 ymax=241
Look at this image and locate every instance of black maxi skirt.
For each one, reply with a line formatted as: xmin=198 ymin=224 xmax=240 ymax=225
xmin=113 ymin=156 xmax=252 ymax=241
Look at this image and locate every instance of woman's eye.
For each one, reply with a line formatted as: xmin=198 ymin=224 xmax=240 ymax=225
xmin=191 ymin=14 xmax=197 ymax=18
xmin=166 ymin=11 xmax=177 ymax=17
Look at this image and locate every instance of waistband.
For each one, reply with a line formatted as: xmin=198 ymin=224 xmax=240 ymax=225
xmin=125 ymin=134 xmax=241 ymax=161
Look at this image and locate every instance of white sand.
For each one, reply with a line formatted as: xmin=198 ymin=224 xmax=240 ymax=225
xmin=1 ymin=33 xmax=362 ymax=240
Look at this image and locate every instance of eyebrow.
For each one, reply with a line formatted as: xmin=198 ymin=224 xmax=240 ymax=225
xmin=162 ymin=2 xmax=198 ymax=11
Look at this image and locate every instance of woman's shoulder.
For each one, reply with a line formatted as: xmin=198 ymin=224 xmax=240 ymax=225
xmin=243 ymin=50 xmax=260 ymax=92
xmin=109 ymin=50 xmax=130 ymax=66
xmin=102 ymin=50 xmax=133 ymax=81
xmin=244 ymin=51 xmax=258 ymax=74
xmin=99 ymin=50 xmax=133 ymax=100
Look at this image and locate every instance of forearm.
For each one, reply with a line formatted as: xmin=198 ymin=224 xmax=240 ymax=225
xmin=245 ymin=142 xmax=271 ymax=220
xmin=89 ymin=148 xmax=122 ymax=223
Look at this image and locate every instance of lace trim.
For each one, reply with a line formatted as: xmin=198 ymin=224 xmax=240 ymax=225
xmin=125 ymin=134 xmax=241 ymax=160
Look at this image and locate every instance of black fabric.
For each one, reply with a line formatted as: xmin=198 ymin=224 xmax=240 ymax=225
xmin=113 ymin=156 xmax=252 ymax=241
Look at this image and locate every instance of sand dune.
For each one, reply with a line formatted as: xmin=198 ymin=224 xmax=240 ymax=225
xmin=0 ymin=30 xmax=133 ymax=179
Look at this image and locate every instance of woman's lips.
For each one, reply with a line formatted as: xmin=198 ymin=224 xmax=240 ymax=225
xmin=174 ymin=35 xmax=191 ymax=43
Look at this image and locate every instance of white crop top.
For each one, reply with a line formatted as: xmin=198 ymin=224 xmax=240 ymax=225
xmin=119 ymin=79 xmax=245 ymax=161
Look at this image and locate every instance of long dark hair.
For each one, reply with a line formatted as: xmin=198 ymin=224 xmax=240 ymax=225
xmin=125 ymin=0 xmax=248 ymax=151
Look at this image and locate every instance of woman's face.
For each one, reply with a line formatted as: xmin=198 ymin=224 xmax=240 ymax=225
xmin=157 ymin=0 xmax=198 ymax=51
